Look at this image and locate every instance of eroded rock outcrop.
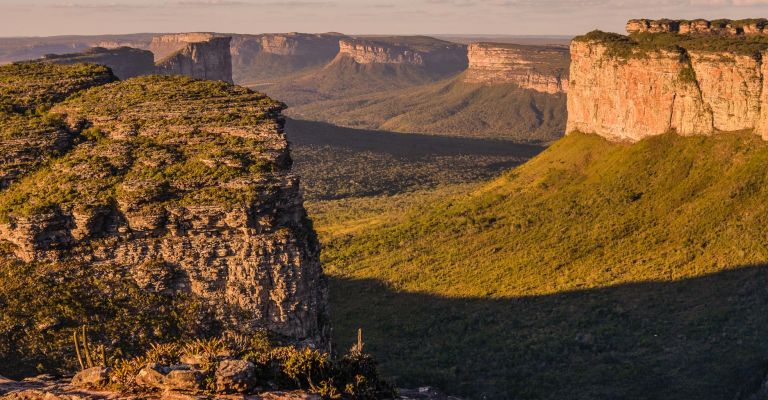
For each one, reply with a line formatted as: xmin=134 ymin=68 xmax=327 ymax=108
xmin=149 ymin=33 xmax=218 ymax=61
xmin=0 ymin=66 xmax=328 ymax=352
xmin=463 ymin=42 xmax=569 ymax=94
xmin=230 ymin=33 xmax=345 ymax=84
xmin=337 ymin=37 xmax=468 ymax=75
xmin=156 ymin=37 xmax=233 ymax=83
xmin=626 ymin=18 xmax=767 ymax=36
xmin=566 ymin=29 xmax=768 ymax=142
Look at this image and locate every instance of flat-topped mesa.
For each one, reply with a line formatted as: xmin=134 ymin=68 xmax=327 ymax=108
xmin=149 ymin=32 xmax=217 ymax=60
xmin=32 ymin=47 xmax=155 ymax=79
xmin=463 ymin=42 xmax=569 ymax=94
xmin=337 ymin=36 xmax=468 ymax=74
xmin=230 ymin=33 xmax=345 ymax=83
xmin=626 ymin=18 xmax=768 ymax=35
xmin=566 ymin=30 xmax=768 ymax=142
xmin=242 ymin=33 xmax=344 ymax=57
xmin=156 ymin=36 xmax=234 ymax=83
xmin=339 ymin=38 xmax=424 ymax=65
xmin=0 ymin=66 xmax=329 ymax=350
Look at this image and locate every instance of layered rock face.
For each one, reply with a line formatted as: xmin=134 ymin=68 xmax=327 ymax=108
xmin=463 ymin=42 xmax=569 ymax=94
xmin=32 ymin=47 xmax=155 ymax=79
xmin=566 ymin=30 xmax=768 ymax=142
xmin=156 ymin=37 xmax=234 ymax=83
xmin=230 ymin=33 xmax=344 ymax=83
xmin=149 ymin=32 xmax=217 ymax=60
xmin=337 ymin=37 xmax=468 ymax=75
xmin=626 ymin=18 xmax=768 ymax=35
xmin=0 ymin=65 xmax=328 ymax=347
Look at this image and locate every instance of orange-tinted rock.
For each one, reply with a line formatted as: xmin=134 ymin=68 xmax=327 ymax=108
xmin=566 ymin=36 xmax=768 ymax=142
xmin=463 ymin=42 xmax=569 ymax=94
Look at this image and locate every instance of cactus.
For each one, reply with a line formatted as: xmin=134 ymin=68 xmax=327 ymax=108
xmin=72 ymin=325 xmax=106 ymax=370
xmin=353 ymin=328 xmax=364 ymax=354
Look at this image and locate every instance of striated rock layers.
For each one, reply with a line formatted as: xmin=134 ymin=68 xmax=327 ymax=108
xmin=626 ymin=18 xmax=768 ymax=36
xmin=156 ymin=36 xmax=233 ymax=83
xmin=0 ymin=64 xmax=328 ymax=347
xmin=149 ymin=32 xmax=218 ymax=60
xmin=337 ymin=37 xmax=468 ymax=75
xmin=463 ymin=42 xmax=569 ymax=94
xmin=566 ymin=30 xmax=768 ymax=142
xmin=230 ymin=33 xmax=345 ymax=84
xmin=32 ymin=46 xmax=155 ymax=79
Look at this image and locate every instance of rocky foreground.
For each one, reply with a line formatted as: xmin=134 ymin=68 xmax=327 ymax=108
xmin=0 ymin=375 xmax=460 ymax=400
xmin=0 ymin=63 xmax=327 ymax=376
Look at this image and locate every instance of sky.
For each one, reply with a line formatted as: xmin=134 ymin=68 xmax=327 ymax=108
xmin=0 ymin=0 xmax=767 ymax=37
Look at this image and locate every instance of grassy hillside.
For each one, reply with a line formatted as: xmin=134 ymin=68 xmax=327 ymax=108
xmin=316 ymin=131 xmax=768 ymax=399
xmin=288 ymin=76 xmax=567 ymax=142
xmin=265 ymin=55 xmax=453 ymax=106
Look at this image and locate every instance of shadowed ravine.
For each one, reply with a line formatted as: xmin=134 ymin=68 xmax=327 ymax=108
xmin=286 ymin=118 xmax=545 ymax=200
xmin=329 ymin=266 xmax=768 ymax=400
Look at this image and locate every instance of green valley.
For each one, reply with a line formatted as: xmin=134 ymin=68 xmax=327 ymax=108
xmin=312 ymin=131 xmax=768 ymax=399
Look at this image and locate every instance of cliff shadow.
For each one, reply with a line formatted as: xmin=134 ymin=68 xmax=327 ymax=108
xmin=329 ymin=265 xmax=768 ymax=400
xmin=285 ymin=118 xmax=545 ymax=200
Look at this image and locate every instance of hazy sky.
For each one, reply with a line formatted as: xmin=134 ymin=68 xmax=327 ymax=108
xmin=0 ymin=0 xmax=767 ymax=37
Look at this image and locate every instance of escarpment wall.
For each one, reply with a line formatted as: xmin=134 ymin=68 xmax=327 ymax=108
xmin=156 ymin=36 xmax=233 ymax=83
xmin=566 ymin=37 xmax=768 ymax=142
xmin=149 ymin=32 xmax=217 ymax=60
xmin=0 ymin=66 xmax=329 ymax=347
xmin=336 ymin=37 xmax=468 ymax=75
xmin=229 ymin=33 xmax=344 ymax=83
xmin=339 ymin=39 xmax=425 ymax=65
xmin=464 ymin=42 xmax=569 ymax=94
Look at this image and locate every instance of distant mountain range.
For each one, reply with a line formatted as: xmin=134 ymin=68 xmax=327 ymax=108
xmin=0 ymin=32 xmax=571 ymax=142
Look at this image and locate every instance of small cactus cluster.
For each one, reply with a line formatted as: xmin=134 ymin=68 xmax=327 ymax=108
xmin=72 ymin=326 xmax=106 ymax=370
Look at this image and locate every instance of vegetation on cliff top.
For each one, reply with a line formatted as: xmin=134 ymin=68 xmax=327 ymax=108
xmin=0 ymin=75 xmax=287 ymax=221
xmin=317 ymin=131 xmax=768 ymax=399
xmin=574 ymin=30 xmax=768 ymax=58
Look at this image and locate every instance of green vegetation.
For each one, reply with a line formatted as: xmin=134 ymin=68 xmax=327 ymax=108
xmin=0 ymin=75 xmax=287 ymax=221
xmin=314 ymin=131 xmax=768 ymax=399
xmin=288 ymin=76 xmax=567 ymax=142
xmin=0 ymin=256 xmax=211 ymax=377
xmin=100 ymin=332 xmax=394 ymax=398
xmin=287 ymin=119 xmax=543 ymax=200
xmin=0 ymin=63 xmax=115 ymax=111
xmin=574 ymin=30 xmax=768 ymax=58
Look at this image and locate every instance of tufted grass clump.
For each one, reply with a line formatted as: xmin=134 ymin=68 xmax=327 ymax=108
xmin=104 ymin=332 xmax=395 ymax=399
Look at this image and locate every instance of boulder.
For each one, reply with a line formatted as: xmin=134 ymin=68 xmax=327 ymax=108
xmin=162 ymin=369 xmax=203 ymax=392
xmin=135 ymin=363 xmax=168 ymax=389
xmin=70 ymin=366 xmax=109 ymax=389
xmin=215 ymin=359 xmax=256 ymax=393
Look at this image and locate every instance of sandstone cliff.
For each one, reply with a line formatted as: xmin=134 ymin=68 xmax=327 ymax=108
xmin=566 ymin=30 xmax=768 ymax=142
xmin=626 ymin=18 xmax=767 ymax=36
xmin=0 ymin=64 xmax=328 ymax=372
xmin=156 ymin=36 xmax=233 ymax=83
xmin=337 ymin=36 xmax=467 ymax=75
xmin=230 ymin=33 xmax=345 ymax=84
xmin=33 ymin=47 xmax=155 ymax=79
xmin=149 ymin=32 xmax=217 ymax=61
xmin=463 ymin=42 xmax=569 ymax=94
